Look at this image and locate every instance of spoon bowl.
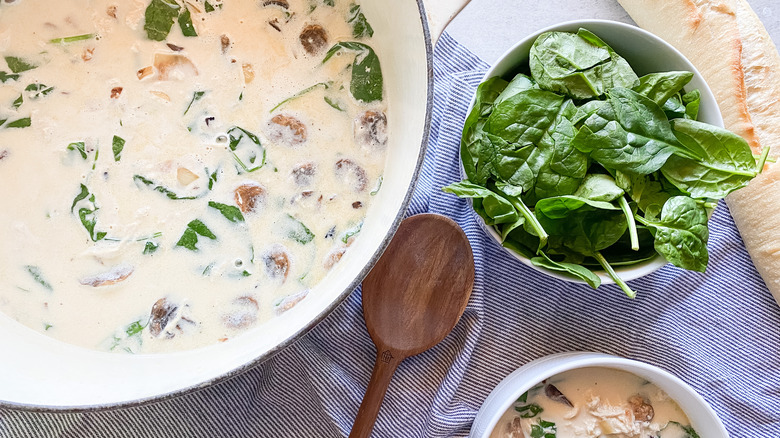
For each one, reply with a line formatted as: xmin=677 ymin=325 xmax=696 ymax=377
xmin=350 ymin=213 xmax=475 ymax=437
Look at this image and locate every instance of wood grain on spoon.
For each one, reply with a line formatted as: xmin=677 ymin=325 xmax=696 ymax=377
xmin=350 ymin=213 xmax=475 ymax=438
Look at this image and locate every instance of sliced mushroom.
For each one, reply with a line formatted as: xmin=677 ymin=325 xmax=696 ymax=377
xmin=149 ymin=298 xmax=177 ymax=337
xmin=81 ymin=48 xmax=95 ymax=62
xmin=628 ymin=395 xmax=654 ymax=422
xmin=149 ymin=90 xmax=171 ymax=101
xmin=107 ymin=5 xmax=117 ymax=18
xmin=354 ymin=111 xmax=388 ymax=149
xmin=274 ymin=289 xmax=309 ymax=316
xmin=263 ymin=246 xmax=290 ymax=282
xmin=335 ymin=159 xmax=368 ymax=192
xmin=544 ymin=383 xmax=573 ymax=408
xmin=166 ymin=43 xmax=184 ymax=52
xmin=300 ymin=24 xmax=328 ymax=55
xmin=323 ymin=245 xmax=347 ymax=270
xmin=79 ymin=265 xmax=134 ymax=287
xmin=153 ymin=54 xmax=198 ymax=80
xmin=262 ymin=0 xmax=289 ymax=8
xmin=222 ymin=295 xmax=259 ymax=329
xmin=137 ymin=66 xmax=153 ymax=80
xmin=110 ymin=87 xmax=123 ymax=99
xmin=268 ymin=114 xmax=307 ymax=145
xmin=220 ymin=34 xmax=230 ymax=53
xmin=234 ymin=183 xmax=266 ymax=213
xmin=291 ymin=162 xmax=316 ymax=186
xmin=177 ymin=167 xmax=199 ymax=186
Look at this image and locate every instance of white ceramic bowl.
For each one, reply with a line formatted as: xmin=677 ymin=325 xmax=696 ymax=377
xmin=469 ymin=352 xmax=729 ymax=438
xmin=465 ymin=19 xmax=724 ymax=285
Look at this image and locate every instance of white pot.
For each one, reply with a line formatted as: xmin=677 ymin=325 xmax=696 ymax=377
xmin=0 ymin=0 xmax=470 ymax=411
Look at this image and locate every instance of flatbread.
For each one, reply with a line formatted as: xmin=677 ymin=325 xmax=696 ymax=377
xmin=618 ymin=0 xmax=780 ymax=303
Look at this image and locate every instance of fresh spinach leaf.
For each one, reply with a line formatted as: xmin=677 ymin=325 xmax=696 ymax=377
xmin=529 ymin=29 xmax=637 ymax=99
xmin=25 ymin=265 xmax=53 ymax=291
xmin=633 ymin=71 xmax=693 ymax=107
xmin=226 ymin=126 xmax=266 ymax=173
xmin=572 ymin=88 xmax=687 ymax=174
xmin=573 ymin=174 xmax=624 ymax=202
xmin=638 ymin=196 xmax=708 ymax=272
xmin=112 ymin=136 xmax=125 ymax=162
xmin=682 ymin=89 xmax=700 ymax=120
xmin=178 ymin=7 xmax=197 ymax=37
xmin=144 ymin=0 xmax=181 ymax=41
xmin=323 ymin=42 xmax=383 ymax=103
xmin=531 ymin=252 xmax=601 ymax=288
xmin=495 ymin=74 xmax=536 ymax=106
xmin=4 ymin=56 xmax=37 ymax=73
xmin=443 ymin=181 xmax=519 ymax=225
xmin=348 ymin=4 xmax=374 ymax=38
xmin=208 ymin=201 xmax=244 ymax=223
xmin=176 ymin=219 xmax=216 ymax=251
xmin=133 ymin=175 xmax=199 ymax=200
xmin=662 ymin=119 xmax=757 ymax=198
xmin=615 ymin=171 xmax=672 ymax=220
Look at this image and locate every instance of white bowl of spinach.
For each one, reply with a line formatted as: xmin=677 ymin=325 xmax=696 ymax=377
xmin=445 ymin=20 xmax=767 ymax=297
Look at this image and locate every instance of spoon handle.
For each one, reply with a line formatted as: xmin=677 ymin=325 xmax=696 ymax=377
xmin=349 ymin=349 xmax=402 ymax=438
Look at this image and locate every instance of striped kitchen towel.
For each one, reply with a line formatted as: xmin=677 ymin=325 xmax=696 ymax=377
xmin=2 ymin=32 xmax=779 ymax=438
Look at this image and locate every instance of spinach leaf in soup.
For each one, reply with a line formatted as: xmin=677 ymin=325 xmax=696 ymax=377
xmin=5 ymin=117 xmax=31 ymax=128
xmin=227 ymin=126 xmax=266 ymax=173
xmin=661 ymin=119 xmax=757 ymax=199
xmin=208 ymin=201 xmax=245 ymax=223
xmin=633 ymin=71 xmax=693 ymax=107
xmin=178 ymin=7 xmax=197 ymax=37
xmin=144 ymin=0 xmax=181 ymax=41
xmin=25 ymin=265 xmax=53 ymax=291
xmin=176 ymin=219 xmax=217 ymax=251
xmin=133 ymin=175 xmax=200 ymax=200
xmin=637 ymin=196 xmax=709 ymax=273
xmin=71 ymin=184 xmax=107 ymax=242
xmin=323 ymin=42 xmax=383 ymax=103
xmin=572 ymin=88 xmax=689 ymax=174
xmin=0 ymin=71 xmax=19 ymax=83
xmin=4 ymin=56 xmax=37 ymax=73
xmin=284 ymin=214 xmax=315 ymax=244
xmin=112 ymin=136 xmax=125 ymax=162
xmin=529 ymin=29 xmax=637 ymax=100
xmin=347 ymin=4 xmax=374 ymax=39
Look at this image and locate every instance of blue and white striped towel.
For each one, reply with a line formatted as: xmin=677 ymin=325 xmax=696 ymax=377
xmin=2 ymin=33 xmax=779 ymax=438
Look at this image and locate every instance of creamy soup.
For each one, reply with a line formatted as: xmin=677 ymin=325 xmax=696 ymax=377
xmin=0 ymin=0 xmax=387 ymax=353
xmin=491 ymin=368 xmax=699 ymax=438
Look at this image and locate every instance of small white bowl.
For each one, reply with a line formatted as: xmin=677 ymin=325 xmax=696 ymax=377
xmin=464 ymin=19 xmax=724 ymax=285
xmin=469 ymin=352 xmax=729 ymax=438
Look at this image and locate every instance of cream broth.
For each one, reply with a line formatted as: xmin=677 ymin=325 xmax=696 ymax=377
xmin=0 ymin=0 xmax=387 ymax=353
xmin=490 ymin=368 xmax=698 ymax=438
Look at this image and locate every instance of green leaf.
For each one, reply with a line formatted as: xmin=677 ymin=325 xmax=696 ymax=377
xmin=682 ymin=89 xmax=701 ymax=120
xmin=323 ymin=42 xmax=383 ymax=103
xmin=204 ymin=1 xmax=221 ymax=12
xmin=178 ymin=8 xmax=198 ymax=37
xmin=5 ymin=117 xmax=31 ymax=128
xmin=25 ymin=83 xmax=54 ymax=99
xmin=460 ymin=76 xmax=510 ymax=184
xmin=143 ymin=241 xmax=160 ymax=254
xmin=661 ymin=118 xmax=757 ymax=198
xmin=341 ymin=222 xmax=363 ymax=244
xmin=285 ymin=214 xmax=315 ymax=244
xmin=4 ymin=56 xmax=37 ymax=73
xmin=0 ymin=71 xmax=19 ymax=83
xmin=176 ymin=219 xmax=216 ymax=251
xmin=144 ymin=0 xmax=181 ymax=41
xmin=71 ymin=184 xmax=106 ymax=241
xmin=184 ymin=91 xmax=205 ymax=115
xmin=348 ymin=4 xmax=374 ymax=38
xmin=573 ymin=174 xmax=624 ymax=202
xmin=443 ymin=181 xmax=519 ymax=225
xmin=529 ymin=29 xmax=637 ymax=99
xmin=639 ymin=196 xmax=709 ymax=272
xmin=112 ymin=136 xmax=125 ymax=162
xmin=324 ymin=96 xmax=345 ymax=111
xmin=633 ymin=71 xmax=693 ymax=107
xmin=514 ymin=403 xmax=544 ymax=418
xmin=67 ymin=142 xmax=88 ymax=160
xmin=208 ymin=201 xmax=244 ymax=223
xmin=133 ymin=175 xmax=199 ymax=200
xmin=25 ymin=265 xmax=53 ymax=291
xmin=270 ymin=82 xmax=329 ymax=113
xmin=529 ymin=419 xmax=557 ymax=438
xmin=49 ymin=34 xmax=96 ymax=44
xmin=495 ymin=73 xmax=536 ymax=106
xmin=12 ymin=94 xmax=22 ymax=109
xmin=615 ymin=171 xmax=672 ymax=220
xmin=531 ymin=252 xmax=601 ymax=288
xmin=227 ymin=126 xmax=266 ymax=173
xmin=572 ymin=87 xmax=686 ymax=174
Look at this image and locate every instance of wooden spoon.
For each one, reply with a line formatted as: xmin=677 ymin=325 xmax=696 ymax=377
xmin=349 ymin=213 xmax=475 ymax=438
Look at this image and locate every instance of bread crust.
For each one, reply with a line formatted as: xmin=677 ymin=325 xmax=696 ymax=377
xmin=618 ymin=0 xmax=780 ymax=303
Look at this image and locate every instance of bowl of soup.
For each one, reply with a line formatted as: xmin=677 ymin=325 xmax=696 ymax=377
xmin=470 ymin=352 xmax=728 ymax=438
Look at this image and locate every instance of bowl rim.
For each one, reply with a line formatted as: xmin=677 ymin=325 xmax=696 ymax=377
xmin=459 ymin=18 xmax=724 ymax=286
xmin=469 ymin=352 xmax=729 ymax=438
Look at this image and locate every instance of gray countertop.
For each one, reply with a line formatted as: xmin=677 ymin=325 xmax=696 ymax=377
xmin=448 ymin=0 xmax=779 ymax=65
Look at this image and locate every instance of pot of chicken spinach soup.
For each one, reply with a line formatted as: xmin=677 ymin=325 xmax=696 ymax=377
xmin=0 ymin=0 xmax=466 ymax=409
